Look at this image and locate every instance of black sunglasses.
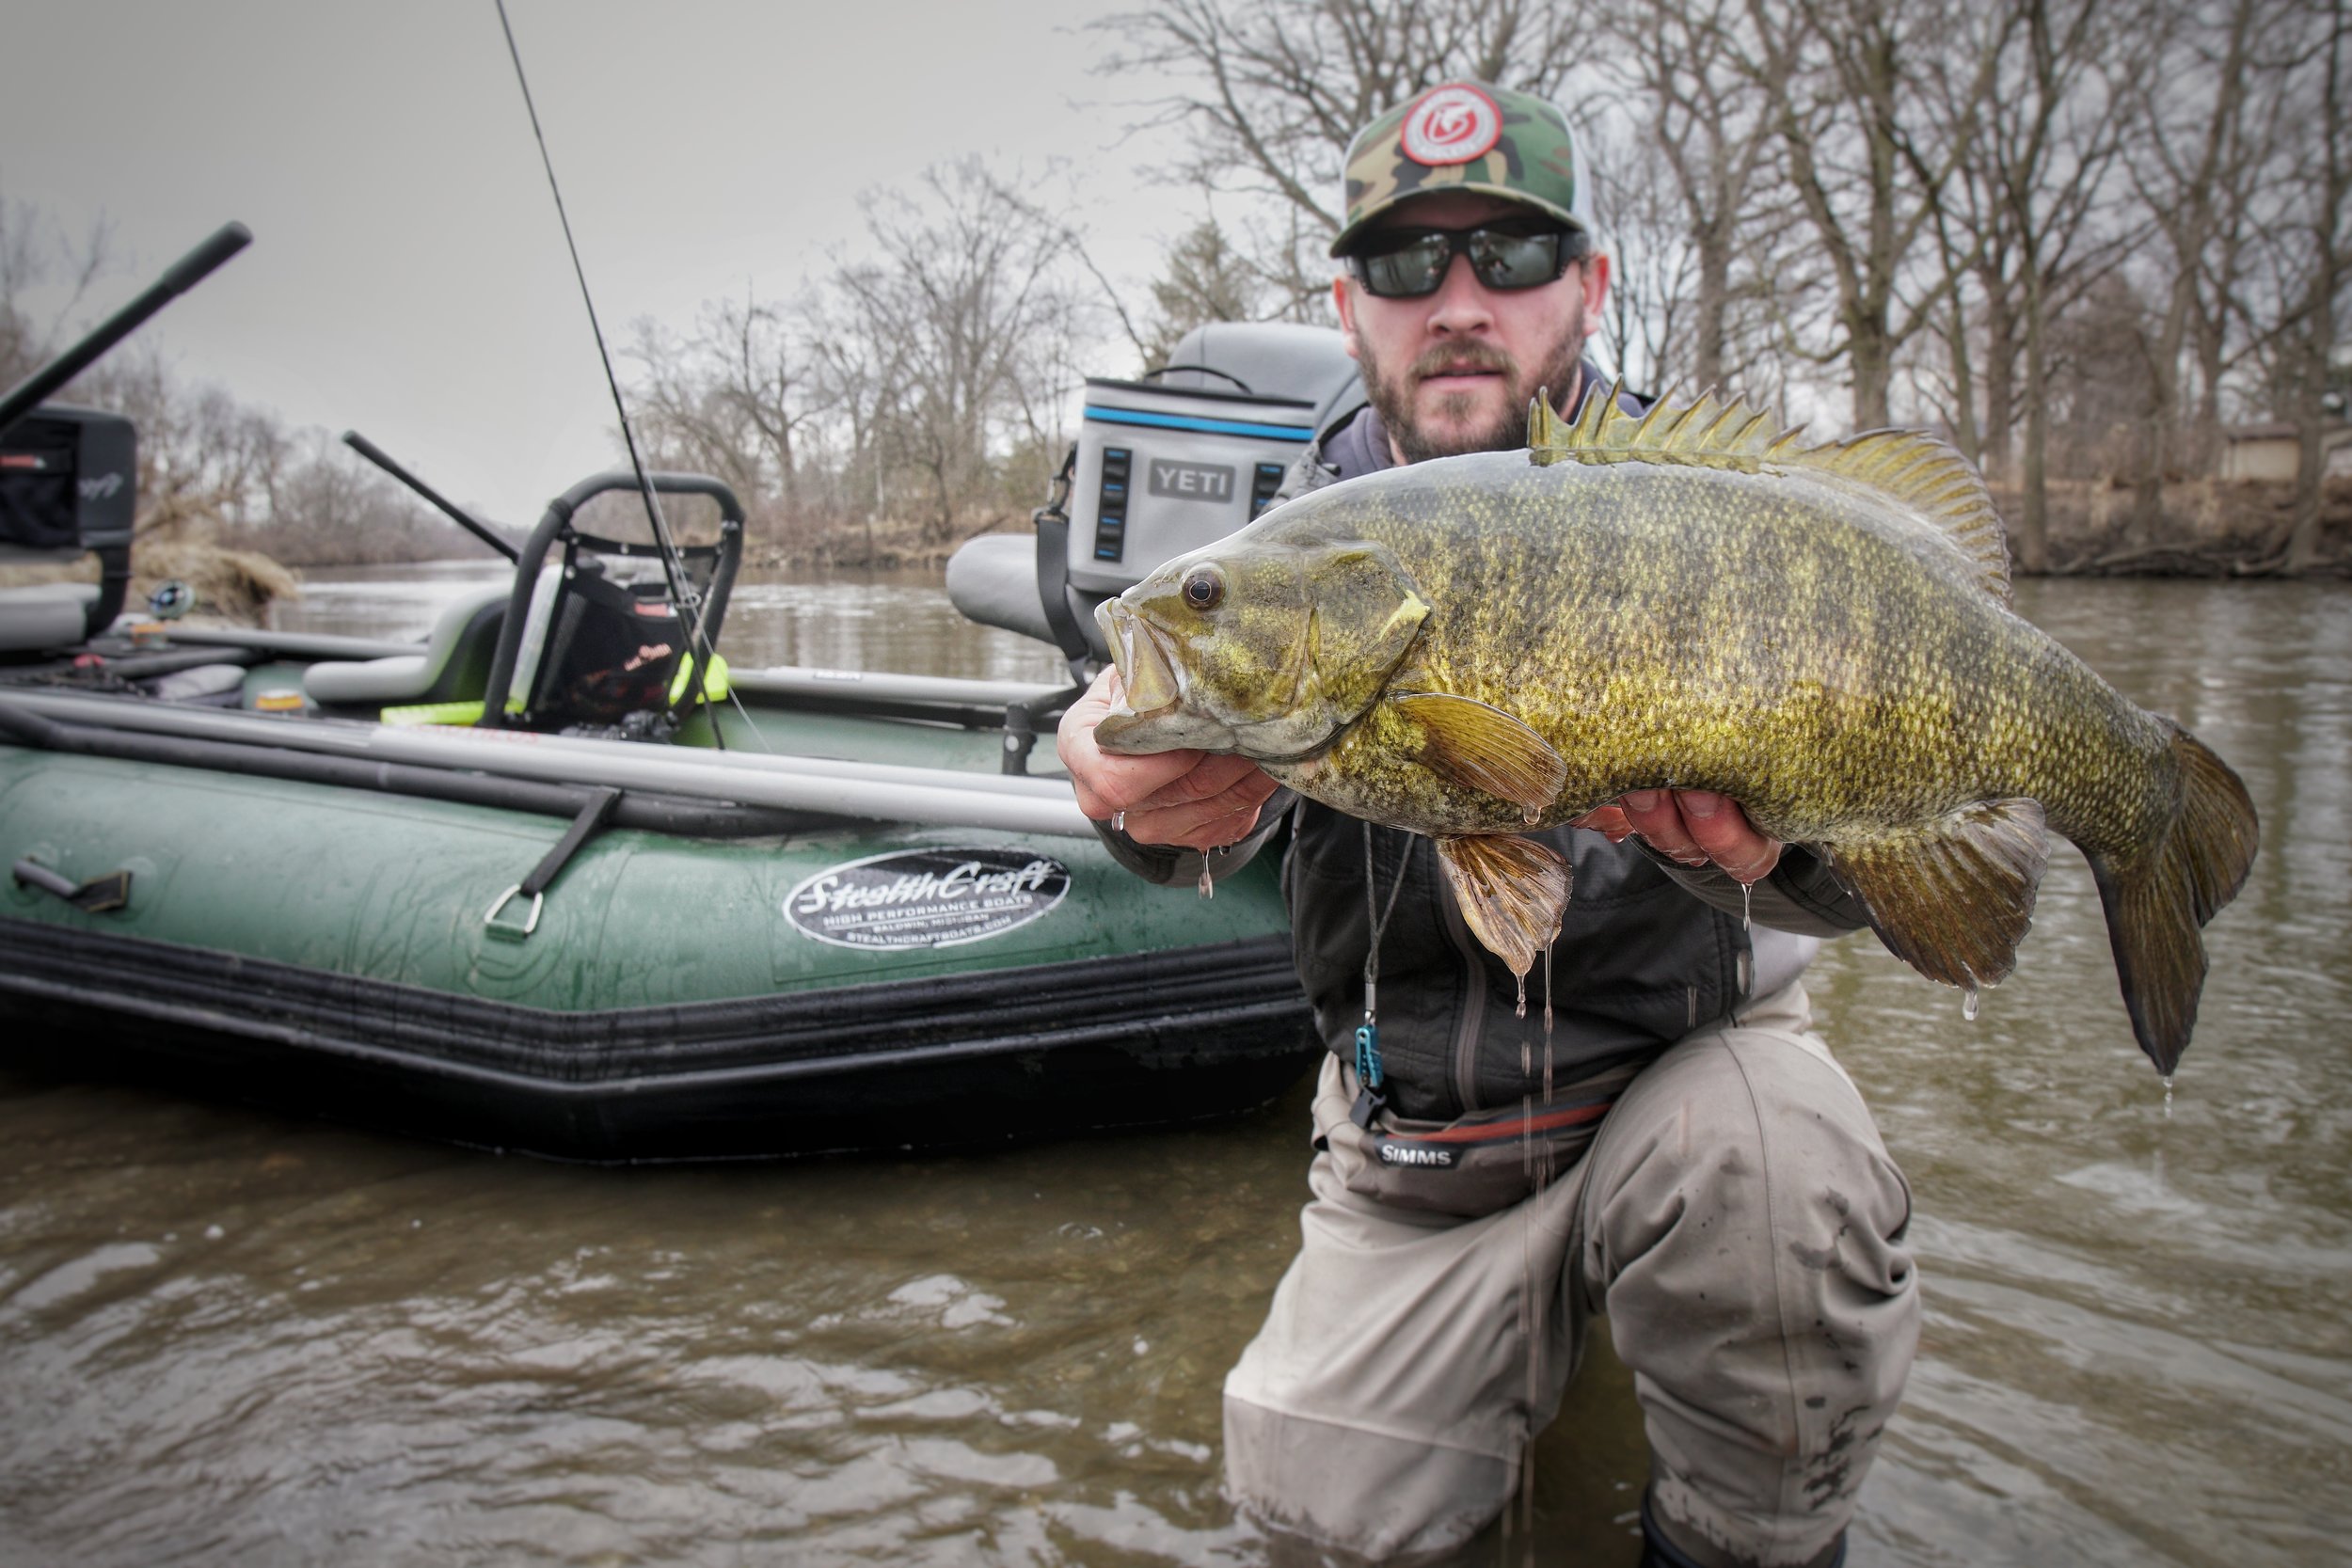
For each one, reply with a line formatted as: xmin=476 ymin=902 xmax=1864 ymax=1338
xmin=1345 ymin=222 xmax=1587 ymax=299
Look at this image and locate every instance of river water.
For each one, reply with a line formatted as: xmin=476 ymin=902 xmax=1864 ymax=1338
xmin=2 ymin=566 xmax=2345 ymax=1567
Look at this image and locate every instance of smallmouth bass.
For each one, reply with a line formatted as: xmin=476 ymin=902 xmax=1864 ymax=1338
xmin=1094 ymin=390 xmax=2259 ymax=1076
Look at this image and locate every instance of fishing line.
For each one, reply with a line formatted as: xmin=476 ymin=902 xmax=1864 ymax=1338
xmin=493 ymin=0 xmax=740 ymax=748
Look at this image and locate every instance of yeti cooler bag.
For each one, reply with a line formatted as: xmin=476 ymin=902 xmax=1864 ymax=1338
xmin=1064 ymin=377 xmax=1322 ymax=598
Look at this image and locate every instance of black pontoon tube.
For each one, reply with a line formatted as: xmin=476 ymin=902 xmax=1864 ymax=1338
xmin=0 ymin=690 xmax=1095 ymax=836
xmin=0 ymin=699 xmax=831 ymax=838
xmin=161 ymin=626 xmax=420 ymax=661
xmin=0 ymin=645 xmax=261 ymax=687
xmin=0 ymin=223 xmax=251 ymax=438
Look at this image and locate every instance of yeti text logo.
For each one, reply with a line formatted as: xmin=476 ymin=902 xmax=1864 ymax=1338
xmin=1147 ymin=459 xmax=1235 ymax=504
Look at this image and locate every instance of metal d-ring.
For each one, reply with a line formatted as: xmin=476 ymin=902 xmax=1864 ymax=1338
xmin=484 ymin=883 xmax=544 ymax=938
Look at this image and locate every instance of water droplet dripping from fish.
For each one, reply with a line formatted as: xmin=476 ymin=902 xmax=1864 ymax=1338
xmin=1962 ymin=985 xmax=1979 ymax=1022
xmin=1197 ymin=859 xmax=1216 ymax=898
xmin=1543 ymin=943 xmax=1555 ymax=1036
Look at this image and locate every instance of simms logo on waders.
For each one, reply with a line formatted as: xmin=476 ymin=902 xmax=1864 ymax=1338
xmin=1376 ymin=1141 xmax=1459 ymax=1168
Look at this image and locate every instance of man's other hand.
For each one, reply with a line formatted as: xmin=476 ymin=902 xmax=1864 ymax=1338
xmin=1573 ymin=789 xmax=1784 ymax=883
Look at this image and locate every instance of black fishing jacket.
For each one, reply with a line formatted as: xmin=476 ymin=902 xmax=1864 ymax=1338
xmin=1096 ymin=372 xmax=1868 ymax=1123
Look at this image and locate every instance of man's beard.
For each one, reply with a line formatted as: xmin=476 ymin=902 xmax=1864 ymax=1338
xmin=1358 ymin=311 xmax=1588 ymax=465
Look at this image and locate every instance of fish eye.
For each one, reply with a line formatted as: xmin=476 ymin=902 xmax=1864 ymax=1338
xmin=1180 ymin=566 xmax=1225 ymax=612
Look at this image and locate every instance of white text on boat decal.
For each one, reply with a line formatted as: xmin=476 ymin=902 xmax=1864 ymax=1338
xmin=783 ymin=847 xmax=1071 ymax=950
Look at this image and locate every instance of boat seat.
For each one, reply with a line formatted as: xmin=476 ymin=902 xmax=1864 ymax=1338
xmin=946 ymin=532 xmax=1104 ymax=653
xmin=302 ymin=581 xmax=509 ymax=707
xmin=0 ymin=581 xmax=102 ymax=654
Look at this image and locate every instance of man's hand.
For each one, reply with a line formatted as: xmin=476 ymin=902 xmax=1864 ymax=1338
xmin=1573 ymin=789 xmax=1783 ymax=883
xmin=1057 ymin=667 xmax=1280 ymax=852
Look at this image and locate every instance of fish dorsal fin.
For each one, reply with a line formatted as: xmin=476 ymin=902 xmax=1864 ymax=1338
xmin=1525 ymin=385 xmax=2014 ymax=606
xmin=1526 ymin=381 xmax=1786 ymax=472
xmin=1796 ymin=428 xmax=2013 ymax=605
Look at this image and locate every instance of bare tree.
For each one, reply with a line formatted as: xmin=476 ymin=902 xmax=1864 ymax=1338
xmin=618 ymin=160 xmax=1109 ymax=562
xmin=64 ymin=348 xmax=286 ymax=540
xmin=2245 ymin=0 xmax=2351 ymax=571
xmin=1593 ymin=0 xmax=1789 ymax=393
xmin=1586 ymin=119 xmax=1697 ymax=391
xmin=2114 ymin=0 xmax=2298 ymax=536
xmin=1728 ymin=0 xmax=2014 ymax=429
xmin=0 ymin=198 xmax=110 ymax=389
xmin=1918 ymin=0 xmax=2144 ymax=568
xmin=240 ymin=429 xmax=453 ymax=565
xmin=628 ymin=285 xmax=833 ymax=535
xmin=802 ymin=310 xmax=899 ymax=562
xmin=825 ymin=158 xmax=1095 ymax=546
xmin=1139 ymin=219 xmax=1277 ymax=368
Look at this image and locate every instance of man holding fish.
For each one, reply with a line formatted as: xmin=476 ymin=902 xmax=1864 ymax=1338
xmin=1059 ymin=84 xmax=1917 ymax=1567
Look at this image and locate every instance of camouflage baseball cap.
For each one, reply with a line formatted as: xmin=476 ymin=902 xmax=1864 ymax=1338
xmin=1329 ymin=81 xmax=1588 ymax=257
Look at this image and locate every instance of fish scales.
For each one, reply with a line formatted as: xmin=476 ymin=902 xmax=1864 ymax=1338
xmin=1094 ymin=390 xmax=2258 ymax=1075
xmin=1295 ymin=455 xmax=2172 ymax=856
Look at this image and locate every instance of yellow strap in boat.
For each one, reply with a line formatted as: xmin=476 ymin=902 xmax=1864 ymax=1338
xmin=670 ymin=652 xmax=730 ymax=705
xmin=379 ymin=654 xmax=725 ymax=726
xmin=379 ymin=699 xmax=486 ymax=727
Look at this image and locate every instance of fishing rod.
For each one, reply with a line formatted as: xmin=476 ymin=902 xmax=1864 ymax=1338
xmin=491 ymin=0 xmax=728 ymax=744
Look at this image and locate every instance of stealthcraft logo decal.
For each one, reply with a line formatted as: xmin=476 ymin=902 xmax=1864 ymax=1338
xmin=784 ymin=847 xmax=1071 ymax=951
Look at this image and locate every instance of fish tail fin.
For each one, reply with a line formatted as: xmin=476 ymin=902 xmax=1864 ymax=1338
xmin=2090 ymin=722 xmax=2259 ymax=1077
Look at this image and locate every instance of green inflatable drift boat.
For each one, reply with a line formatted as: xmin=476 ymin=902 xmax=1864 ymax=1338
xmin=0 ymin=239 xmax=1367 ymax=1162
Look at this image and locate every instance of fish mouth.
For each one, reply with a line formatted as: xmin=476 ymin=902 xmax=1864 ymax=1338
xmin=1097 ymin=600 xmax=1181 ymax=720
xmin=1093 ymin=598 xmax=1248 ymax=755
xmin=1092 ymin=598 xmax=1208 ymax=755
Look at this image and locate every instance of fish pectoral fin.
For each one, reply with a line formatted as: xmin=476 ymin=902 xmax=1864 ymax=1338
xmin=1392 ymin=692 xmax=1567 ymax=811
xmin=1435 ymin=834 xmax=1570 ymax=979
xmin=1825 ymin=798 xmax=2051 ymax=993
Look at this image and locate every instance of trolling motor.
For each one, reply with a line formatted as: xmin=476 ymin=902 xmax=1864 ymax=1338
xmin=0 ymin=223 xmax=251 ymax=656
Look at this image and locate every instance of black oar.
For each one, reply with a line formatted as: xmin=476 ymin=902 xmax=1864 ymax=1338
xmin=340 ymin=430 xmax=521 ymax=562
xmin=0 ymin=221 xmax=251 ymax=439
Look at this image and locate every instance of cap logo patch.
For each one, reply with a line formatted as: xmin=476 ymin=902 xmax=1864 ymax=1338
xmin=1400 ymin=86 xmax=1502 ymax=166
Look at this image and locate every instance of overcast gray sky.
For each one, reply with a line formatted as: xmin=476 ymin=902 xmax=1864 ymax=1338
xmin=2 ymin=0 xmax=1197 ymax=530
